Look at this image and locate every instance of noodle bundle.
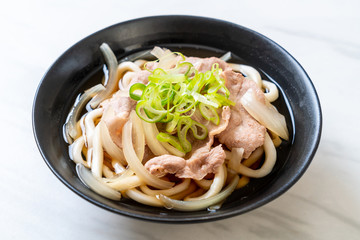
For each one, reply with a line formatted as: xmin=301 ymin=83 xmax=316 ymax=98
xmin=64 ymin=43 xmax=289 ymax=211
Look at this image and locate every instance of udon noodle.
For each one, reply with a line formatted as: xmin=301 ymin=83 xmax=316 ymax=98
xmin=64 ymin=43 xmax=289 ymax=211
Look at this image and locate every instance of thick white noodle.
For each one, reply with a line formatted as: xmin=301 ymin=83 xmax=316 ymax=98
xmin=99 ymin=120 xmax=127 ymax=166
xmin=229 ymin=64 xmax=280 ymax=103
xmin=84 ymin=108 xmax=103 ymax=148
xmin=186 ymin=164 xmax=226 ymax=201
xmin=65 ymin=84 xmax=105 ymax=143
xmin=105 ymin=168 xmax=134 ymax=183
xmin=158 ymin=175 xmax=239 ymax=211
xmin=69 ymin=136 xmax=89 ymax=167
xmin=236 ymin=133 xmax=276 ymax=178
xmin=151 ymin=122 xmax=185 ymax=157
xmin=120 ymin=72 xmax=135 ymax=90
xmin=129 ymin=111 xmax=145 ymax=161
xmin=117 ymin=62 xmax=141 ymax=89
xmin=262 ymin=80 xmax=279 ymax=102
xmin=79 ymin=114 xmax=87 ymax=146
xmin=224 ymin=150 xmax=232 ymax=160
xmin=87 ymin=148 xmax=93 ymax=168
xmin=140 ymin=179 xmax=191 ymax=197
xmin=194 ymin=178 xmax=212 ymax=190
xmin=228 ymin=63 xmax=262 ymax=88
xmin=126 ymin=188 xmax=163 ymax=207
xmin=141 ymin=120 xmax=186 ymax=157
xmin=76 ymin=163 xmax=121 ymax=201
xmin=228 ymin=148 xmax=244 ymax=172
xmin=84 ymin=109 xmax=102 ymax=170
xmin=122 ymin=120 xmax=174 ymax=189
xmin=270 ymin=131 xmax=282 ymax=147
xmin=91 ymin=123 xmax=104 ymax=178
xmin=141 ymin=121 xmax=170 ymax=156
xmin=106 ymin=175 xmax=142 ymax=191
xmin=102 ymin=165 xmax=115 ymax=178
xmin=246 ymin=147 xmax=264 ymax=164
xmin=240 ymin=88 xmax=289 ymax=140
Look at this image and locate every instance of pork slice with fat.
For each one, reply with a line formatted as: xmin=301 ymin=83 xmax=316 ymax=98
xmin=144 ymin=107 xmax=230 ymax=180
xmin=144 ymin=144 xmax=226 ymax=181
xmin=144 ymin=155 xmax=186 ymax=178
xmin=175 ymin=145 xmax=226 ymax=180
xmin=217 ymin=69 xmax=266 ymax=158
xmin=186 ymin=57 xmax=231 ymax=72
xmin=100 ymin=70 xmax=150 ymax=148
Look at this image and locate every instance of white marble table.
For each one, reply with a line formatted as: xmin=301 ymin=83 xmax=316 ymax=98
xmin=1 ymin=0 xmax=359 ymax=239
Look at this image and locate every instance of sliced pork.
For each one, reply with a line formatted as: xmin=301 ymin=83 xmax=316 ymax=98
xmin=186 ymin=57 xmax=230 ymax=72
xmin=144 ymin=155 xmax=186 ymax=177
xmin=218 ymin=69 xmax=266 ymax=158
xmin=101 ymin=70 xmax=150 ymax=148
xmin=144 ymin=106 xmax=230 ymax=180
xmin=126 ymin=70 xmax=150 ymax=85
xmin=144 ymin=144 xmax=226 ymax=180
xmin=176 ymin=145 xmax=225 ymax=179
xmin=190 ymin=106 xmax=231 ymax=142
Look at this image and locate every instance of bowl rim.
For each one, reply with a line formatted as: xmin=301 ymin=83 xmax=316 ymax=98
xmin=32 ymin=15 xmax=322 ymax=223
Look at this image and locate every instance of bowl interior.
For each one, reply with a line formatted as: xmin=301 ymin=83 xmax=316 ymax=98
xmin=33 ymin=16 xmax=321 ymax=223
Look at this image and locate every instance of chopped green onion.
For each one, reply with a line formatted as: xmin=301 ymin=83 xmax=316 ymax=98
xmin=190 ymin=121 xmax=208 ymax=140
xmin=159 ymin=113 xmax=174 ymax=123
xmin=199 ymin=103 xmax=220 ymax=125
xmin=168 ymin=62 xmax=194 ymax=76
xmin=152 ymin=68 xmax=167 ymax=75
xmin=177 ymin=117 xmax=193 ymax=153
xmin=192 ymin=92 xmax=219 ymax=108
xmin=129 ymin=50 xmax=234 ymax=153
xmin=166 ymin=113 xmax=180 ymax=133
xmin=172 ymin=52 xmax=186 ymax=62
xmin=156 ymin=132 xmax=185 ymax=153
xmin=135 ymin=101 xmax=167 ymax=123
xmin=206 ymin=93 xmax=235 ymax=106
xmin=175 ymin=96 xmax=196 ymax=113
xmin=159 ymin=83 xmax=174 ymax=106
xmin=129 ymin=83 xmax=146 ymax=101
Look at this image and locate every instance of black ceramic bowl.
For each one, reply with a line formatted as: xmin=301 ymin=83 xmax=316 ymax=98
xmin=33 ymin=15 xmax=321 ymax=223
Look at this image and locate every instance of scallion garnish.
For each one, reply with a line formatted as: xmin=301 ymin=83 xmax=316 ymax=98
xmin=129 ymin=51 xmax=234 ymax=153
